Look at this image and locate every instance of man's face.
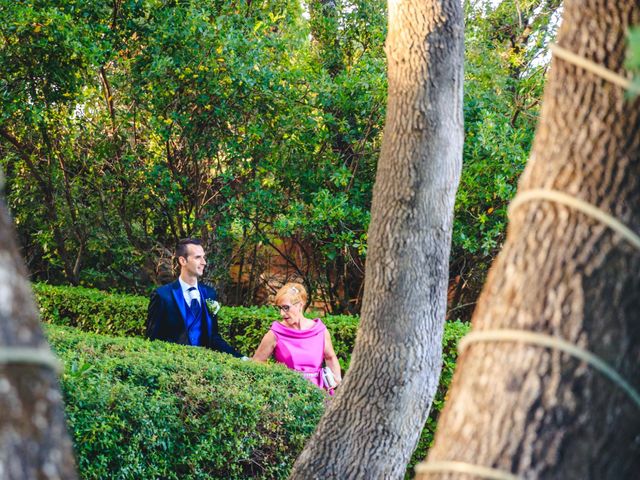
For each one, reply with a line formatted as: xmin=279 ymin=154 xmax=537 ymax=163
xmin=179 ymin=244 xmax=206 ymax=278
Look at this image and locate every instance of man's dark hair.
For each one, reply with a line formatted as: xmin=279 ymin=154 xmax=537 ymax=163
xmin=175 ymin=238 xmax=202 ymax=260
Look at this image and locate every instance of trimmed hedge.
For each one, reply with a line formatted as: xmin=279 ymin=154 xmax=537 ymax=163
xmin=37 ymin=283 xmax=470 ymax=476
xmin=407 ymin=319 xmax=469 ymax=474
xmin=34 ymin=283 xmax=361 ymax=367
xmin=35 ymin=283 xmax=149 ymax=338
xmin=48 ymin=325 xmax=325 ymax=479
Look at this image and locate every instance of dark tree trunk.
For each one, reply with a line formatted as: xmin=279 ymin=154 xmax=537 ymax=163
xmin=0 ymin=190 xmax=77 ymax=479
xmin=290 ymin=0 xmax=464 ymax=478
xmin=421 ymin=1 xmax=640 ymax=479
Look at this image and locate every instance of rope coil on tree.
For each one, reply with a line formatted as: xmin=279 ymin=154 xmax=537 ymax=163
xmin=458 ymin=330 xmax=640 ymax=409
xmin=417 ymin=163 xmax=640 ymax=477
xmin=550 ymin=43 xmax=640 ymax=94
xmin=455 ymin=188 xmax=640 ymax=409
xmin=509 ymin=189 xmax=640 ymax=250
xmin=0 ymin=347 xmax=62 ymax=374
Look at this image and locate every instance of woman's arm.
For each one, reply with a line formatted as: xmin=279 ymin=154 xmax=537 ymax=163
xmin=323 ymin=330 xmax=342 ymax=383
xmin=252 ymin=330 xmax=277 ymax=362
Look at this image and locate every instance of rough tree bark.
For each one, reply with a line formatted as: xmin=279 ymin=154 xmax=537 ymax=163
xmin=290 ymin=0 xmax=463 ymax=478
xmin=421 ymin=1 xmax=640 ymax=479
xmin=0 ymin=186 xmax=77 ymax=478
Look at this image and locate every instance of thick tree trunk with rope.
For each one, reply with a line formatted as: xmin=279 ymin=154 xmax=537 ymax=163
xmin=0 ymin=192 xmax=77 ymax=478
xmin=290 ymin=1 xmax=463 ymax=478
xmin=419 ymin=1 xmax=640 ymax=479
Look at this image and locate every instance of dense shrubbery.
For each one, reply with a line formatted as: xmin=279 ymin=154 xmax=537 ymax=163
xmin=48 ymin=324 xmax=325 ymax=479
xmin=1 ymin=0 xmax=384 ymax=312
xmin=3 ymin=0 xmax=557 ymax=319
xmin=35 ymin=283 xmax=361 ymax=367
xmin=39 ymin=283 xmax=470 ymax=476
xmin=407 ymin=319 xmax=470 ymax=472
xmin=35 ymin=283 xmax=148 ymax=337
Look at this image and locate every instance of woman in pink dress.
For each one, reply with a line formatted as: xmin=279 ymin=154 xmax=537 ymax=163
xmin=252 ymin=283 xmax=342 ymax=392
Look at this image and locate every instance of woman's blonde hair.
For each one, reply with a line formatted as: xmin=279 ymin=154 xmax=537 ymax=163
xmin=274 ymin=282 xmax=307 ymax=307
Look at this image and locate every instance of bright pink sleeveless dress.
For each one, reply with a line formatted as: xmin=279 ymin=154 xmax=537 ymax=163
xmin=270 ymin=319 xmax=326 ymax=389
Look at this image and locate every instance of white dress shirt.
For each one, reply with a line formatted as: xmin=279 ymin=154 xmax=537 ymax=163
xmin=178 ymin=278 xmax=200 ymax=306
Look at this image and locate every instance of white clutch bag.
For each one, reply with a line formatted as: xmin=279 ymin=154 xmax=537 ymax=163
xmin=321 ymin=367 xmax=338 ymax=389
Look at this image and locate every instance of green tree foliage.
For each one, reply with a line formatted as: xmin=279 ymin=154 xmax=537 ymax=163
xmin=0 ymin=0 xmax=385 ymax=310
xmin=449 ymin=0 xmax=561 ymax=318
xmin=1 ymin=0 xmax=312 ymax=288
xmin=224 ymin=0 xmax=387 ymax=313
xmin=628 ymin=26 xmax=640 ymax=93
xmin=2 ymin=0 xmax=558 ymax=316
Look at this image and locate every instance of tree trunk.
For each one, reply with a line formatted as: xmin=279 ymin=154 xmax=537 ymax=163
xmin=0 ymin=191 xmax=77 ymax=478
xmin=421 ymin=1 xmax=640 ymax=478
xmin=290 ymin=1 xmax=464 ymax=478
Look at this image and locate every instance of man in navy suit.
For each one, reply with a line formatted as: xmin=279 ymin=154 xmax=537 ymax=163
xmin=146 ymin=238 xmax=243 ymax=357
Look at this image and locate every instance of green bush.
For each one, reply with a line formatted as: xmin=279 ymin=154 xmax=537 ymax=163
xmin=38 ymin=283 xmax=470 ymax=476
xmin=35 ymin=283 xmax=148 ymax=337
xmin=405 ymin=319 xmax=471 ymax=476
xmin=48 ymin=324 xmax=325 ymax=480
xmin=34 ymin=283 xmax=361 ymax=368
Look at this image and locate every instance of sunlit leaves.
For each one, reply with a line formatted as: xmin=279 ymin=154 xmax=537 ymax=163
xmin=627 ymin=26 xmax=640 ymax=95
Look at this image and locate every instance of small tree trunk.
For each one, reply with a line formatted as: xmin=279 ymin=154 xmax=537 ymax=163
xmin=422 ymin=1 xmax=640 ymax=478
xmin=290 ymin=0 xmax=464 ymax=478
xmin=0 ymin=191 xmax=77 ymax=479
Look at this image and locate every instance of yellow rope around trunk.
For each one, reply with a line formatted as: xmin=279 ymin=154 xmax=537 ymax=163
xmin=459 ymin=330 xmax=640 ymax=409
xmin=415 ymin=327 xmax=639 ymax=479
xmin=509 ymin=189 xmax=640 ymax=250
xmin=416 ymin=41 xmax=640 ymax=480
xmin=550 ymin=43 xmax=640 ymax=95
xmin=418 ymin=187 xmax=640 ymax=477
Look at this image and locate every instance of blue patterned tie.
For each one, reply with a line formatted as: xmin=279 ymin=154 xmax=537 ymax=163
xmin=187 ymin=287 xmax=201 ymax=319
xmin=188 ymin=286 xmax=206 ymax=346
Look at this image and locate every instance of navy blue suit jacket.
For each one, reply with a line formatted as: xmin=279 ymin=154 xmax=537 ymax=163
xmin=146 ymin=280 xmax=241 ymax=357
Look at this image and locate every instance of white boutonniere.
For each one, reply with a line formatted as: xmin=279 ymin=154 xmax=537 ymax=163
xmin=206 ymin=299 xmax=221 ymax=316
